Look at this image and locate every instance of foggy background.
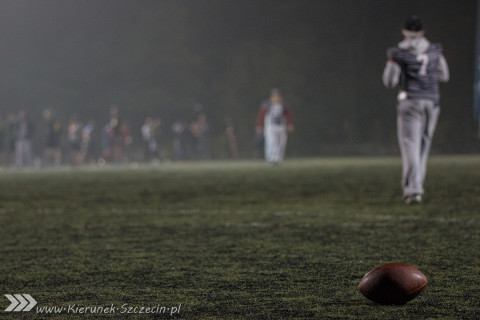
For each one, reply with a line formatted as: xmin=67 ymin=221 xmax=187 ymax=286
xmin=0 ymin=0 xmax=478 ymax=159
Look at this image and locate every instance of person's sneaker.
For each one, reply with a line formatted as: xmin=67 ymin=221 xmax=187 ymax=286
xmin=405 ymin=194 xmax=422 ymax=205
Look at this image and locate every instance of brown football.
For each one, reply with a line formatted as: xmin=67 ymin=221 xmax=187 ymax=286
xmin=358 ymin=263 xmax=427 ymax=304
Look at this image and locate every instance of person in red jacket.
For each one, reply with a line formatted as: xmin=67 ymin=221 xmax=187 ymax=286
xmin=256 ymin=89 xmax=294 ymax=164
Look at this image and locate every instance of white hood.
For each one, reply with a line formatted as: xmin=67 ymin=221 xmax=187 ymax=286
xmin=398 ymin=37 xmax=430 ymax=55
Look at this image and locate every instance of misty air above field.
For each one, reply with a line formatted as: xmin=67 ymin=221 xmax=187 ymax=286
xmin=0 ymin=0 xmax=477 ymax=158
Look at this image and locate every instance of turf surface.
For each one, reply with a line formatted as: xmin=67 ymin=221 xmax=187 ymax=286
xmin=0 ymin=156 xmax=479 ymax=319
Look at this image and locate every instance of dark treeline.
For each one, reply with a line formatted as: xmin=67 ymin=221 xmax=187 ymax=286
xmin=0 ymin=0 xmax=478 ymax=159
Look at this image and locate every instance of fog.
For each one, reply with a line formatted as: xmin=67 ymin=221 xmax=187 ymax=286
xmin=0 ymin=0 xmax=477 ymax=162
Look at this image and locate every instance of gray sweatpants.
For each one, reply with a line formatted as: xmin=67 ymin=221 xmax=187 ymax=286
xmin=397 ymin=99 xmax=439 ymax=196
xmin=264 ymin=125 xmax=287 ymax=163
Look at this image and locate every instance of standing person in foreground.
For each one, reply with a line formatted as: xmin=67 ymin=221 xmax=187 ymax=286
xmin=256 ymin=89 xmax=294 ymax=165
xmin=383 ymin=16 xmax=449 ymax=204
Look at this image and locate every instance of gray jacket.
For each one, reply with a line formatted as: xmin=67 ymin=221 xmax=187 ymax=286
xmin=383 ymin=37 xmax=449 ymax=104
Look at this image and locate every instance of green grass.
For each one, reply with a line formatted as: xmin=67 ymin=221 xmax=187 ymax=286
xmin=0 ymin=156 xmax=479 ymax=319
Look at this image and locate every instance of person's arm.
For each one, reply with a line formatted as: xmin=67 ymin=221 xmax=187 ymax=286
xmin=383 ymin=47 xmax=401 ymax=88
xmin=383 ymin=60 xmax=401 ymax=88
xmin=437 ymin=54 xmax=449 ymax=83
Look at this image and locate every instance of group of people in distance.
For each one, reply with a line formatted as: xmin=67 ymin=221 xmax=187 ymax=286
xmin=0 ymin=89 xmax=293 ymax=170
xmin=0 ymin=105 xmax=217 ymax=168
xmin=141 ymin=111 xmax=212 ymax=164
xmin=0 ymin=107 xmax=123 ymax=168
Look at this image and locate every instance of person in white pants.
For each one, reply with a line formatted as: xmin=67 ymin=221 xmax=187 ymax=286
xmin=256 ymin=89 xmax=294 ymax=164
xmin=383 ymin=16 xmax=449 ymax=204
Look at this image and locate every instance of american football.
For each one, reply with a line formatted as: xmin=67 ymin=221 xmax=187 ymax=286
xmin=358 ymin=263 xmax=427 ymax=305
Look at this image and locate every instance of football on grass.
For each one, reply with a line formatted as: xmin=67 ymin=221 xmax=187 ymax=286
xmin=358 ymin=263 xmax=427 ymax=304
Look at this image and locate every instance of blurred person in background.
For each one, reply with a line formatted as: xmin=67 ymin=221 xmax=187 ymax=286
xmin=225 ymin=118 xmax=238 ymax=159
xmin=15 ymin=110 xmax=34 ymax=167
xmin=81 ymin=120 xmax=96 ymax=165
xmin=105 ymin=105 xmax=131 ymax=164
xmin=100 ymin=121 xmax=112 ymax=164
xmin=256 ymin=89 xmax=294 ymax=165
xmin=171 ymin=120 xmax=187 ymax=160
xmin=190 ymin=113 xmax=210 ymax=160
xmin=43 ymin=109 xmax=63 ymax=167
xmin=108 ymin=105 xmax=122 ymax=163
xmin=101 ymin=105 xmax=123 ymax=164
xmin=118 ymin=121 xmax=132 ymax=163
xmin=141 ymin=116 xmax=161 ymax=163
xmin=68 ymin=115 xmax=82 ymax=166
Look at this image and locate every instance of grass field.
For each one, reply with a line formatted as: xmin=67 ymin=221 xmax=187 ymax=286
xmin=0 ymin=156 xmax=479 ymax=319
